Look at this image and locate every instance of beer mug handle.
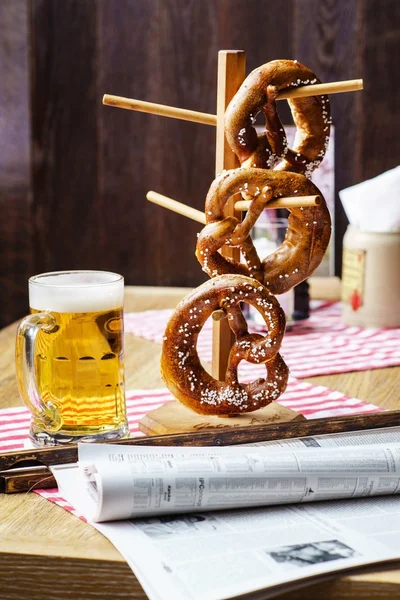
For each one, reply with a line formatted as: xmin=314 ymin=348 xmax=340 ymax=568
xmin=15 ymin=312 xmax=62 ymax=432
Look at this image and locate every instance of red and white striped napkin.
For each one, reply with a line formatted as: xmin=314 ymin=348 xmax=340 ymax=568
xmin=124 ymin=302 xmax=400 ymax=378
xmin=0 ymin=380 xmax=381 ymax=453
xmin=0 ymin=380 xmax=382 ymax=517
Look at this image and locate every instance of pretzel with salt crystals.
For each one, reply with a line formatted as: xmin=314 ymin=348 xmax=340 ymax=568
xmin=161 ymin=274 xmax=288 ymax=415
xmin=196 ymin=168 xmax=331 ymax=296
xmin=224 ymin=59 xmax=331 ymax=177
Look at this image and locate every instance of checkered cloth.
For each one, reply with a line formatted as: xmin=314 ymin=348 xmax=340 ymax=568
xmin=1 ymin=380 xmax=382 ymax=517
xmin=3 ymin=299 xmax=392 ymax=516
xmin=124 ymin=302 xmax=400 ymax=378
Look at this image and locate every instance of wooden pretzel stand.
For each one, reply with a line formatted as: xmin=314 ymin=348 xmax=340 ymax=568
xmin=103 ymin=50 xmax=363 ymax=436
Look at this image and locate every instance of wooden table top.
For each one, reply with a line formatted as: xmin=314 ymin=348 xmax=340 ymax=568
xmin=0 ymin=280 xmax=399 ymax=600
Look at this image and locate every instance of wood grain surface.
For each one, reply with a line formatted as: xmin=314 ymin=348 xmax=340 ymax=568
xmin=293 ymin=0 xmax=400 ymax=273
xmin=0 ymin=0 xmax=32 ymax=329
xmin=1 ymin=283 xmax=400 ymax=599
xmin=30 ymin=0 xmax=100 ymax=272
xmin=212 ymin=50 xmax=245 ymax=380
xmin=2 ymin=1 xmax=399 ymax=326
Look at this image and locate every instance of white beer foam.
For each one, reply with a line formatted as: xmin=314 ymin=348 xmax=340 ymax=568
xmin=29 ymin=271 xmax=124 ymax=312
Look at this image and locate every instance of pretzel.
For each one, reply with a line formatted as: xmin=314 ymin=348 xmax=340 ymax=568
xmin=161 ymin=274 xmax=288 ymax=415
xmin=224 ymin=59 xmax=331 ymax=177
xmin=196 ymin=168 xmax=331 ymax=295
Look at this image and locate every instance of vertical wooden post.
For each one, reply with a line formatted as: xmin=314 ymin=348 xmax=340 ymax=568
xmin=212 ymin=50 xmax=246 ymax=380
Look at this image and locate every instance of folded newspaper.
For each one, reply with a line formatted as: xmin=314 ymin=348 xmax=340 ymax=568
xmin=52 ymin=427 xmax=400 ymax=600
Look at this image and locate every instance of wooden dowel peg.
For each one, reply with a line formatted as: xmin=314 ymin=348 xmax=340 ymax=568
xmin=212 ymin=309 xmax=226 ymax=322
xmin=103 ymin=79 xmax=363 ymax=126
xmin=146 ymin=191 xmax=320 ymax=224
xmin=103 ymin=95 xmax=217 ymax=126
xmin=147 ymin=191 xmax=206 ymax=224
xmin=277 ymin=78 xmax=363 ymax=100
xmin=235 ymin=195 xmax=321 ymax=211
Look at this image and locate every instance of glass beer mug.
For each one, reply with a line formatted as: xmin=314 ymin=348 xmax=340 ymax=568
xmin=16 ymin=271 xmax=129 ymax=446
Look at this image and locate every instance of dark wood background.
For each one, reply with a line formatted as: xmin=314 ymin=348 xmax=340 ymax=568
xmin=1 ymin=0 xmax=399 ymax=327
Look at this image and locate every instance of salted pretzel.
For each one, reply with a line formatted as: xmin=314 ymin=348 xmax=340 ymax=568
xmin=196 ymin=168 xmax=331 ymax=296
xmin=161 ymin=274 xmax=288 ymax=415
xmin=224 ymin=59 xmax=331 ymax=177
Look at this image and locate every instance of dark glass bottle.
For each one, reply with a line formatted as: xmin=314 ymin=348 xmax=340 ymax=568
xmin=293 ymin=280 xmax=310 ymax=320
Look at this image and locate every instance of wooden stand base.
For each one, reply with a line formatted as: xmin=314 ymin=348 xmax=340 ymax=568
xmin=139 ymin=401 xmax=305 ymax=436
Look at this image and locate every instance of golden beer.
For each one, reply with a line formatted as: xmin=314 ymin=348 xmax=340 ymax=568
xmin=16 ymin=271 xmax=129 ymax=445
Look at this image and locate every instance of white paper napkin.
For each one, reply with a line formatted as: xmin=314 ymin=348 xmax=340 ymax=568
xmin=339 ymin=165 xmax=400 ymax=232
